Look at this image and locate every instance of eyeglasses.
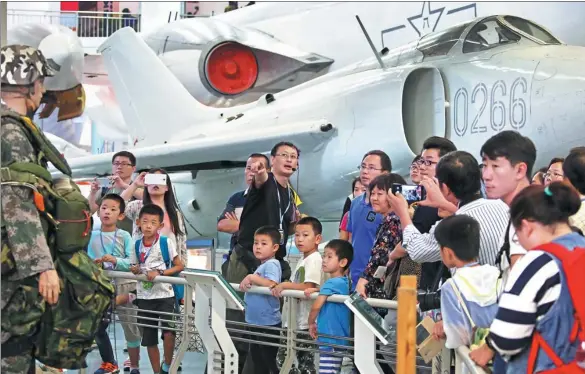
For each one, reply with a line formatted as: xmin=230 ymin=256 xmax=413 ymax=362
xmin=409 ymin=164 xmax=419 ymax=171
xmin=416 ymin=159 xmax=438 ymax=167
xmin=358 ymin=164 xmax=383 ymax=172
xmin=112 ymin=162 xmax=133 ymax=167
xmin=275 ymin=153 xmax=298 ymax=160
xmin=544 ymin=172 xmax=564 ymax=180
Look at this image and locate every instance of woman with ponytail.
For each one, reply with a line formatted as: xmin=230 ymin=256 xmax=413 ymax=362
xmin=470 ymin=182 xmax=585 ymax=372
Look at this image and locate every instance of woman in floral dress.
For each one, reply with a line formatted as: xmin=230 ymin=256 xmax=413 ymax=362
xmin=354 ymin=173 xmax=422 ymax=316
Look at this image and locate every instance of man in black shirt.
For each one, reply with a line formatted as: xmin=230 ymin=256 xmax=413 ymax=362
xmin=221 ymin=142 xmax=299 ymax=374
xmin=231 ymin=141 xmax=299 ymax=282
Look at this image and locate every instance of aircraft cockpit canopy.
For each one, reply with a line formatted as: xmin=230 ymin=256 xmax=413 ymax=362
xmin=416 ymin=21 xmax=472 ymax=58
xmin=502 ymin=16 xmax=561 ymax=45
xmin=415 ymin=16 xmax=562 ymax=59
xmin=462 ymin=16 xmax=561 ymax=54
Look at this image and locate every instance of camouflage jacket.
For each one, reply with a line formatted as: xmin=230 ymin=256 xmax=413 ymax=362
xmin=1 ymin=104 xmax=54 ymax=304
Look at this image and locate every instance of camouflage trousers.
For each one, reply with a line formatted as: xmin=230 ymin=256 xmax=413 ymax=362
xmin=1 ymin=351 xmax=35 ymax=374
xmin=276 ymin=330 xmax=317 ymax=374
xmin=1 ymin=277 xmax=43 ymax=374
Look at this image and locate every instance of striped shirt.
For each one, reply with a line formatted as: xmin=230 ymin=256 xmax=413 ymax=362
xmin=488 ymin=250 xmax=562 ymax=357
xmin=402 ymin=198 xmax=509 ymax=266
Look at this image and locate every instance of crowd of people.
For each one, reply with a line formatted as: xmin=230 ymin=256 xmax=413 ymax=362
xmin=2 ymin=43 xmax=584 ymax=374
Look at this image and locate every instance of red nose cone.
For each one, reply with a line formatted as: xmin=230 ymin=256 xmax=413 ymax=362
xmin=206 ymin=42 xmax=258 ymax=95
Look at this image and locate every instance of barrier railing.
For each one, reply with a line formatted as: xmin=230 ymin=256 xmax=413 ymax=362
xmin=7 ymin=9 xmax=141 ymax=38
xmin=99 ymin=270 xmax=488 ymax=374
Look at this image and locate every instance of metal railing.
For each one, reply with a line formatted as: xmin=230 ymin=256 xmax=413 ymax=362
xmin=7 ymin=10 xmax=141 ymax=38
xmin=94 ymin=271 xmax=489 ymax=374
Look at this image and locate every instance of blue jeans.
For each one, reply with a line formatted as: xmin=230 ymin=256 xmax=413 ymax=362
xmin=493 ymin=353 xmax=507 ymax=373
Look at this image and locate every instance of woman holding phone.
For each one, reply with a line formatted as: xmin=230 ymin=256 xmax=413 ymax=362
xmin=121 ymin=168 xmax=187 ymax=264
xmin=354 ymin=173 xmax=421 ymax=308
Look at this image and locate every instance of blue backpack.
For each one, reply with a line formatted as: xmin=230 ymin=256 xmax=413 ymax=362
xmin=134 ymin=236 xmax=184 ymax=306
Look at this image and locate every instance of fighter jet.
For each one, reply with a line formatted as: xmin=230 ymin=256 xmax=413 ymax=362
xmin=84 ymin=1 xmax=585 ymax=112
xmin=62 ymin=15 xmax=585 ymax=239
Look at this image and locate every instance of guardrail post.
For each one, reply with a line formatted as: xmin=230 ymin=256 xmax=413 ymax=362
xmin=353 ymin=309 xmax=383 ymax=373
xmin=397 ymin=275 xmax=417 ymax=374
xmin=170 ymin=285 xmax=193 ymax=374
xmin=210 ymin=287 xmax=238 ymax=374
xmin=194 ymin=283 xmax=221 ymax=373
xmin=279 ymin=298 xmax=297 ymax=374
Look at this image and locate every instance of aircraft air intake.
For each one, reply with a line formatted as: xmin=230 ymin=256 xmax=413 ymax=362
xmin=401 ymin=67 xmax=447 ymax=154
xmin=204 ymin=42 xmax=259 ymax=95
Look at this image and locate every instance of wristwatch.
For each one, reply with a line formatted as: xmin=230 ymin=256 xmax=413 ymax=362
xmin=158 ymin=269 xmax=165 ymax=276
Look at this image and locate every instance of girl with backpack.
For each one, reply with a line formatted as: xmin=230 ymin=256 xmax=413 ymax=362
xmin=470 ymin=182 xmax=585 ymax=373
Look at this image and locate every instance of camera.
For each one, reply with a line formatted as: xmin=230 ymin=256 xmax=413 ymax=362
xmin=417 ymin=289 xmax=441 ymax=312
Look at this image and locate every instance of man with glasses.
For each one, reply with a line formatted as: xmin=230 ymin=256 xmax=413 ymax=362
xmin=89 ymin=151 xmax=143 ymax=234
xmin=346 ymin=150 xmax=392 ymax=289
xmin=222 ymin=142 xmax=299 ymax=374
xmin=410 ymin=155 xmax=422 ymax=184
xmin=409 ymin=137 xmax=457 ymax=291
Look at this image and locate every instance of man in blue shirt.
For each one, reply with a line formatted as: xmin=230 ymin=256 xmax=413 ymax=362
xmin=346 ymin=150 xmax=392 ymax=289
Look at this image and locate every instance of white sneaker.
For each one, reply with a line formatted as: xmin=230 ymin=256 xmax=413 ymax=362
xmin=123 ymin=358 xmax=131 ymax=372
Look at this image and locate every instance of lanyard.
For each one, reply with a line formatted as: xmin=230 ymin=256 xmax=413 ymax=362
xmin=99 ymin=229 xmax=119 ymax=257
xmin=139 ymin=234 xmax=159 ymax=264
xmin=273 ymin=176 xmax=292 ymax=230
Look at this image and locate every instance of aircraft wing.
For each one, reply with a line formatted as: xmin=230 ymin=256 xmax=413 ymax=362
xmin=56 ymin=119 xmax=335 ymax=177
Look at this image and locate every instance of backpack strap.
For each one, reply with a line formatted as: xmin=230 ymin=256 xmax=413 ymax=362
xmin=1 ymin=110 xmax=72 ymax=176
xmin=526 ymin=242 xmax=585 ymax=373
xmin=449 ymin=280 xmax=476 ymax=329
xmin=134 ymin=240 xmax=141 ymax=264
xmin=495 ymin=219 xmax=512 ymax=278
xmin=159 ymin=237 xmax=170 ymax=268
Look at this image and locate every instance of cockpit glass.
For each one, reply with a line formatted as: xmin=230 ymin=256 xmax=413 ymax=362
xmin=463 ymin=18 xmax=521 ymax=54
xmin=503 ymin=16 xmax=561 ymax=44
xmin=417 ymin=21 xmax=471 ymax=58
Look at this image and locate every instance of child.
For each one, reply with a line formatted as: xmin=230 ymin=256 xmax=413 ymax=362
xmin=272 ymin=217 xmax=324 ymax=374
xmin=239 ymin=226 xmax=283 ymax=374
xmin=308 ymin=239 xmax=353 ymax=374
xmin=431 ymin=215 xmax=501 ymax=370
xmin=87 ymin=194 xmax=141 ymax=374
xmin=129 ymin=204 xmax=184 ymax=374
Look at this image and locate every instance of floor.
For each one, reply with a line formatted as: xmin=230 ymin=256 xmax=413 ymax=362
xmin=36 ymin=323 xmax=432 ymax=374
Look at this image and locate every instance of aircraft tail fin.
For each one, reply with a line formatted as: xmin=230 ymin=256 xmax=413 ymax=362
xmin=97 ymin=27 xmax=217 ymax=147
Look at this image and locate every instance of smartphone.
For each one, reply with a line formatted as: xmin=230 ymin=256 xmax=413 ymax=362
xmin=391 ymin=183 xmax=426 ymax=203
xmin=96 ymin=177 xmax=111 ymax=188
xmin=373 ymin=266 xmax=387 ymax=279
xmin=144 ymin=173 xmax=168 ymax=186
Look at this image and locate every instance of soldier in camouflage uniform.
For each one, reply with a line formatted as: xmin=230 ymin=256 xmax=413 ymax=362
xmin=1 ymin=45 xmax=62 ymax=374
